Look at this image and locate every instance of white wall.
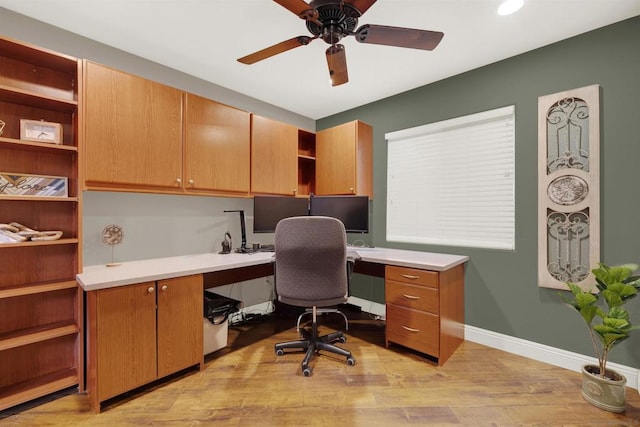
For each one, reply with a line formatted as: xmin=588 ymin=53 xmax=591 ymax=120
xmin=83 ymin=191 xmax=277 ymax=308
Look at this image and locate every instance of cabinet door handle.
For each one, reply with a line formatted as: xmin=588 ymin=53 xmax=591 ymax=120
xmin=402 ymin=294 xmax=420 ymax=300
xmin=401 ymin=274 xmax=420 ymax=280
xmin=161 ymin=285 xmax=168 ymax=292
xmin=147 ymin=287 xmax=154 ymax=293
xmin=175 ymin=177 xmax=182 ymax=185
xmin=188 ymin=179 xmax=194 ymax=186
xmin=402 ymin=325 xmax=420 ymax=333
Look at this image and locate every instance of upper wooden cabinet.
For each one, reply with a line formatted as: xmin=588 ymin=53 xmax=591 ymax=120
xmin=82 ymin=61 xmax=183 ymax=190
xmin=316 ymin=120 xmax=373 ymax=197
xmin=184 ymin=93 xmax=250 ymax=193
xmin=250 ymin=114 xmax=299 ymax=196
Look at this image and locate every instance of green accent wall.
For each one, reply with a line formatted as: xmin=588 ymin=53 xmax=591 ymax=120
xmin=319 ymin=16 xmax=640 ymax=367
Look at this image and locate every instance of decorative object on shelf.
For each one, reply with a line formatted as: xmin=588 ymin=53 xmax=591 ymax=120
xmin=0 ymin=172 xmax=68 ymax=197
xmin=0 ymin=119 xmax=5 ymax=136
xmin=0 ymin=223 xmax=27 ymax=243
xmin=0 ymin=222 xmax=63 ymax=244
xmin=219 ymin=232 xmax=232 ymax=254
xmin=102 ymin=224 xmax=124 ymax=267
xmin=20 ymin=119 xmax=63 ymax=144
xmin=560 ymin=262 xmax=640 ymax=413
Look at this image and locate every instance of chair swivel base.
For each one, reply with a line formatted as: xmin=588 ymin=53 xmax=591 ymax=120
xmin=275 ymin=324 xmax=356 ymax=376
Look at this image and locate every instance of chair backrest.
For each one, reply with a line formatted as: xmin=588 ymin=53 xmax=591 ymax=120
xmin=274 ymin=216 xmax=348 ymax=308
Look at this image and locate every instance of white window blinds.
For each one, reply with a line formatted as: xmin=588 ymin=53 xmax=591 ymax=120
xmin=385 ymin=105 xmax=515 ymax=250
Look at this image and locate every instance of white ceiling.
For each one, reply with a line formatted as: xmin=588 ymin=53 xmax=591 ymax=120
xmin=1 ymin=0 xmax=639 ymax=119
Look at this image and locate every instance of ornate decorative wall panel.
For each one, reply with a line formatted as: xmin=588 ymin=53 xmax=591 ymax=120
xmin=538 ymin=85 xmax=600 ymax=289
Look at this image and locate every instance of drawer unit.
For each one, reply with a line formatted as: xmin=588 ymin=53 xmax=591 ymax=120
xmin=386 ymin=304 xmax=439 ymax=357
xmin=386 ymin=280 xmax=439 ymax=313
xmin=386 ymin=267 xmax=438 ymax=288
xmin=385 ymin=264 xmax=465 ymax=365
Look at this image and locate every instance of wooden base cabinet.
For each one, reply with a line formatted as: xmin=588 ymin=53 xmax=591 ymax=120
xmin=385 ymin=264 xmax=464 ymax=365
xmin=0 ymin=36 xmax=82 ymax=411
xmin=87 ymin=275 xmax=204 ymax=412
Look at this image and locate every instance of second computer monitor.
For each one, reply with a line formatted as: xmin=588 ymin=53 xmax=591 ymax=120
xmin=309 ymin=195 xmax=369 ymax=233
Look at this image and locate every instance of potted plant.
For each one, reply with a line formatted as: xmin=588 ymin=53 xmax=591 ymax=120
xmin=561 ymin=262 xmax=640 ymax=412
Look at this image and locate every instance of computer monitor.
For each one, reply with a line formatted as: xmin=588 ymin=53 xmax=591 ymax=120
xmin=309 ymin=195 xmax=369 ymax=233
xmin=253 ymin=195 xmax=309 ymax=233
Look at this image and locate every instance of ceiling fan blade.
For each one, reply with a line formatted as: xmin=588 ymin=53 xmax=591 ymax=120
xmin=326 ymin=44 xmax=348 ymax=86
xmin=273 ymin=0 xmax=318 ymax=21
xmin=355 ymin=24 xmax=444 ymax=51
xmin=347 ymin=0 xmax=377 ymax=15
xmin=238 ymin=36 xmax=314 ymax=64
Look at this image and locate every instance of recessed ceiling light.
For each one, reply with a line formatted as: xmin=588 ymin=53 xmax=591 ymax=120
xmin=498 ymin=0 xmax=524 ymax=16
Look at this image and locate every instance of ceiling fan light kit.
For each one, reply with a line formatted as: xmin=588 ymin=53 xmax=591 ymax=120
xmin=238 ymin=0 xmax=444 ymax=86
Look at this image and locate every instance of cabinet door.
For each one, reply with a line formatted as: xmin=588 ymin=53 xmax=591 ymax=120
xmin=96 ymin=282 xmax=157 ymax=402
xmin=316 ymin=120 xmax=373 ymax=196
xmin=251 ymin=115 xmax=298 ymax=195
xmin=83 ymin=61 xmax=183 ymax=189
xmin=156 ymin=275 xmax=203 ymax=378
xmin=184 ymin=94 xmax=250 ymax=193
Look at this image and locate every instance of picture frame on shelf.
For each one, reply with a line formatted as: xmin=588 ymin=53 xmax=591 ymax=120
xmin=20 ymin=119 xmax=63 ymax=144
xmin=0 ymin=171 xmax=68 ymax=197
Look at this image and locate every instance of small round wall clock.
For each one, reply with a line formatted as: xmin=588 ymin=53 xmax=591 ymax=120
xmin=102 ymin=224 xmax=124 ymax=266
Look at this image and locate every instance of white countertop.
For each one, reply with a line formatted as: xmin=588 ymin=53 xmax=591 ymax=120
xmin=77 ymin=247 xmax=468 ymax=291
xmin=353 ymin=247 xmax=469 ymax=271
xmin=77 ymin=251 xmax=275 ymax=291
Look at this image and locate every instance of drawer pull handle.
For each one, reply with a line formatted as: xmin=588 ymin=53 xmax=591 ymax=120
xmin=401 ymin=274 xmax=420 ymax=280
xmin=402 ymin=325 xmax=420 ymax=333
xmin=402 ymin=294 xmax=420 ymax=300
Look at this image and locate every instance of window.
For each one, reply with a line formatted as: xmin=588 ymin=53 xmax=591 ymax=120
xmin=385 ymin=105 xmax=515 ymax=250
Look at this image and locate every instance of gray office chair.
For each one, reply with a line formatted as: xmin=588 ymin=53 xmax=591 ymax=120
xmin=273 ymin=216 xmax=356 ymax=376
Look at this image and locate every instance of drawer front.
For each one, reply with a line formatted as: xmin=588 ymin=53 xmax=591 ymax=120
xmin=386 ymin=280 xmax=439 ymax=313
xmin=386 ymin=265 xmax=438 ymax=288
xmin=386 ymin=304 xmax=439 ymax=357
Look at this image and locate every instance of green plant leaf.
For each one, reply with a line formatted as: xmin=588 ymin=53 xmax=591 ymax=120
xmin=562 ymin=263 xmax=639 ymax=369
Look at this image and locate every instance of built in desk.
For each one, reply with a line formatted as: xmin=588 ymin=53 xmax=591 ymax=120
xmin=77 ymin=247 xmax=468 ymax=412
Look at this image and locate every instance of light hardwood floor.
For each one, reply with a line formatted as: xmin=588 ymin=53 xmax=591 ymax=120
xmin=2 ymin=309 xmax=639 ymax=426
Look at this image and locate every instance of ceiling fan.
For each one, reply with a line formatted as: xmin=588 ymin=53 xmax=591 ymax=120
xmin=237 ymin=0 xmax=444 ymax=86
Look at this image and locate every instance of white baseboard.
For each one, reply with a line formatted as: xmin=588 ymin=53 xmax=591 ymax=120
xmin=465 ymin=324 xmax=639 ymax=392
xmin=245 ymin=299 xmax=639 ymax=392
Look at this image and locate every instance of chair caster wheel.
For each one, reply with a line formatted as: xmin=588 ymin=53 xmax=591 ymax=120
xmin=303 ymin=368 xmax=312 ymax=377
xmin=276 ymin=349 xmax=284 ymax=356
xmin=347 ymin=356 xmax=356 ymax=366
xmin=339 ymin=336 xmax=347 ymax=343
